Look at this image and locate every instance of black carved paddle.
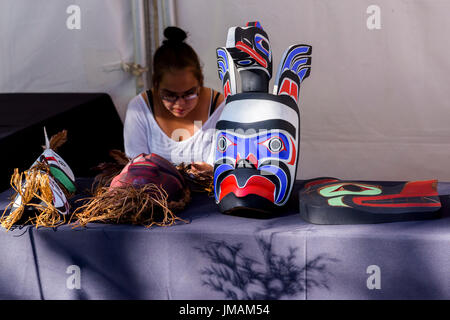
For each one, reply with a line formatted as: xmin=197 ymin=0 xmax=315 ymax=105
xmin=299 ymin=177 xmax=446 ymax=224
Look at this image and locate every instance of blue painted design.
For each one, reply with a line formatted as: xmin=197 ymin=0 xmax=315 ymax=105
xmin=217 ymin=48 xmax=229 ymax=69
xmin=255 ymin=35 xmax=270 ymax=59
xmin=217 ymin=61 xmax=226 ymax=81
xmin=238 ymin=60 xmax=253 ymax=65
xmin=292 ymin=58 xmax=309 ymax=73
xmin=213 ymin=162 xmax=234 ymax=201
xmin=215 ymin=131 xmax=291 ymax=164
xmin=217 ymin=48 xmax=231 ymax=82
xmin=214 ymin=129 xmax=293 ymax=204
xmin=282 ymin=46 xmax=311 ymax=71
xmin=298 ymin=68 xmax=310 ymax=82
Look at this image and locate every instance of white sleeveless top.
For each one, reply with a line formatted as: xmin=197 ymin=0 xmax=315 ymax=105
xmin=123 ymin=90 xmax=225 ymax=165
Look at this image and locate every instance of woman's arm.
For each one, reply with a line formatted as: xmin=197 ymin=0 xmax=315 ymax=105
xmin=190 ymin=161 xmax=213 ymax=175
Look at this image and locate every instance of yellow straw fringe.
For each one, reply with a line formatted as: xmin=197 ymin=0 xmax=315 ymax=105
xmin=0 ymin=164 xmax=67 ymax=231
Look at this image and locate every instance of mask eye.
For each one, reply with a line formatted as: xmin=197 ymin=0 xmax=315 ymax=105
xmin=261 ymin=137 xmax=285 ymax=153
xmin=217 ymin=135 xmax=233 ymax=153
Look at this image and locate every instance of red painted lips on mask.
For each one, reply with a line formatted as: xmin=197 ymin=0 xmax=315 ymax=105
xmin=218 ymin=174 xmax=276 ymax=202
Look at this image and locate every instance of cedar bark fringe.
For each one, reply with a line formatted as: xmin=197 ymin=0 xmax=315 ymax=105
xmin=90 ymin=149 xmax=129 ymax=193
xmin=0 ymin=163 xmax=67 ymax=231
xmin=70 ymin=184 xmax=190 ymax=228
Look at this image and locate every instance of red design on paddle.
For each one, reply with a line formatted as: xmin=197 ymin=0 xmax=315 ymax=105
xmin=352 ymin=180 xmax=440 ymax=208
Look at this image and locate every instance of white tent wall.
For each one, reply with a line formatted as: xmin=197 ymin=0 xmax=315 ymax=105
xmin=2 ymin=0 xmax=450 ymax=182
xmin=0 ymin=0 xmax=141 ymax=121
xmin=175 ymin=0 xmax=450 ymax=181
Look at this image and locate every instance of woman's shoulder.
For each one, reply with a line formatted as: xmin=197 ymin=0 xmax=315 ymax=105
xmin=127 ymin=91 xmax=151 ymax=112
xmin=124 ymin=92 xmax=154 ymax=126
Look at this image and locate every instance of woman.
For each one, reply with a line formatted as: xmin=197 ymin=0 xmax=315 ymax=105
xmin=124 ymin=26 xmax=225 ymax=169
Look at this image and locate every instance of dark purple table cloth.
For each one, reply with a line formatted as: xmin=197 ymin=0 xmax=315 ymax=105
xmin=0 ymin=181 xmax=449 ymax=300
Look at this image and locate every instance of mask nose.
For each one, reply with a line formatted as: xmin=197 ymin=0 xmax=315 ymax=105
xmin=236 ymin=154 xmax=258 ymax=169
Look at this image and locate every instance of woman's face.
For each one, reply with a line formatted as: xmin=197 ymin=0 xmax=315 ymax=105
xmin=158 ymin=67 xmax=200 ymax=118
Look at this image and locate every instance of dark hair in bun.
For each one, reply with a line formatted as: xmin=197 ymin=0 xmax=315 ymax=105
xmin=163 ymin=26 xmax=187 ymax=45
xmin=153 ymin=26 xmax=203 ymax=89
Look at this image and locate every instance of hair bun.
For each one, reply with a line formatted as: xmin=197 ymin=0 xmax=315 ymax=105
xmin=163 ymin=26 xmax=187 ymax=45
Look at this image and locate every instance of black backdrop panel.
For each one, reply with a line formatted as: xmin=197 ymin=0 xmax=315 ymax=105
xmin=0 ymin=93 xmax=124 ymax=191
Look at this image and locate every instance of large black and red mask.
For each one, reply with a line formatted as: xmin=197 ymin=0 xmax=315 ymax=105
xmin=214 ymin=21 xmax=312 ymax=214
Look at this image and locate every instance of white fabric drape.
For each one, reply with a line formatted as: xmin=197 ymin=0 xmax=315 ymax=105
xmin=176 ymin=0 xmax=450 ymax=181
xmin=2 ymin=0 xmax=450 ymax=181
xmin=0 ymin=0 xmax=138 ymax=121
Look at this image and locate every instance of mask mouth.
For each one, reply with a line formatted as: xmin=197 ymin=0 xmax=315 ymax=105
xmin=215 ymin=167 xmax=281 ymax=204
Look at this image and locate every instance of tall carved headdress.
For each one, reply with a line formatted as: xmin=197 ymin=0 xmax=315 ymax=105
xmin=214 ymin=21 xmax=312 ymax=214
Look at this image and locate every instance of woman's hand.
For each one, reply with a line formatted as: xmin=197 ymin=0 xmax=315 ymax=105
xmin=189 ymin=162 xmax=213 ymax=176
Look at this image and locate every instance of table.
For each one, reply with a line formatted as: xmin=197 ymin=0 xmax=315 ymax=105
xmin=0 ymin=180 xmax=449 ymax=300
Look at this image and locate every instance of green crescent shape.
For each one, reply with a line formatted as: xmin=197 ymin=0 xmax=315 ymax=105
xmin=328 ymin=196 xmax=350 ymax=207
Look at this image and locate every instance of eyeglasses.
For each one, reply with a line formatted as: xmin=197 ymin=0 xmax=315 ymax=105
xmin=159 ymin=87 xmax=199 ymax=104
